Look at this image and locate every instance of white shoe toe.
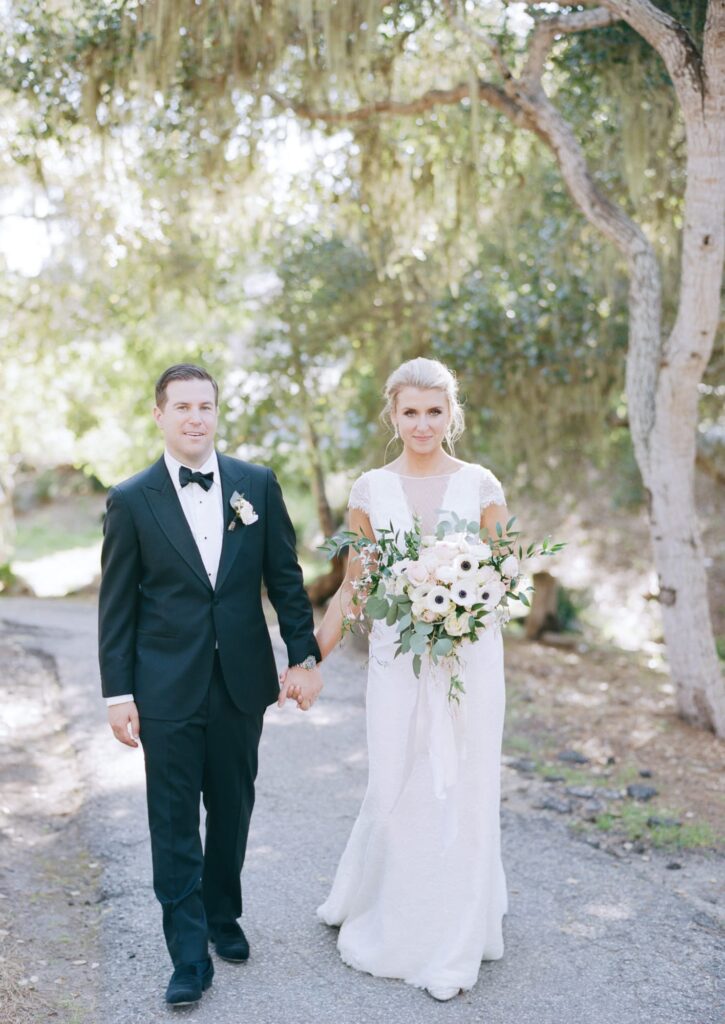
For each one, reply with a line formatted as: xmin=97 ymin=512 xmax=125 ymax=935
xmin=426 ymin=985 xmax=461 ymax=1002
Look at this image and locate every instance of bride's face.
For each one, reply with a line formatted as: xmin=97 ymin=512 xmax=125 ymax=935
xmin=393 ymin=386 xmax=451 ymax=456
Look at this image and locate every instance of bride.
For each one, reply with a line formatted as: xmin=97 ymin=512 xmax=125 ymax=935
xmin=293 ymin=357 xmax=509 ymax=1001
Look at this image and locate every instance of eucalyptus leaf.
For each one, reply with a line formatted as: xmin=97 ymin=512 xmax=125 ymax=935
xmin=410 ymin=632 xmax=428 ymax=655
xmin=365 ymin=596 xmax=390 ymax=619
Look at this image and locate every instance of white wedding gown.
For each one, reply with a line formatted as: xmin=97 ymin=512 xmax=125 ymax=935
xmin=317 ymin=462 xmax=508 ymax=994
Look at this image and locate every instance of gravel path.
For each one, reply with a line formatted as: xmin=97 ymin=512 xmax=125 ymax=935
xmin=2 ymin=596 xmax=723 ymax=1024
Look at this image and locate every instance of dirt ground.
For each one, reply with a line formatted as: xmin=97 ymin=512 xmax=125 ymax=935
xmin=502 ymin=628 xmax=724 ymax=850
xmin=0 ymin=637 xmax=99 ymax=1023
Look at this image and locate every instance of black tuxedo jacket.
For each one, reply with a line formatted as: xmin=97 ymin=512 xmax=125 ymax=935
xmin=98 ymin=452 xmax=320 ymax=720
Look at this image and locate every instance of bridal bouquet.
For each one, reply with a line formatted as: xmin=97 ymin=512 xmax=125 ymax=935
xmin=321 ymin=513 xmax=564 ymax=702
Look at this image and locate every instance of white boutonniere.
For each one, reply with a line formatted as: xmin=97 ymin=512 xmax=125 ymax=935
xmin=228 ymin=490 xmax=259 ymax=531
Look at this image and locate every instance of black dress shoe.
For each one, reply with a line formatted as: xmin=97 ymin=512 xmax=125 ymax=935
xmin=165 ymin=958 xmax=214 ymax=1006
xmin=210 ymin=923 xmax=250 ymax=962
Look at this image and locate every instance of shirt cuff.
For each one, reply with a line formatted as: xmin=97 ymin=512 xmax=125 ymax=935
xmin=106 ymin=694 xmax=134 ymax=706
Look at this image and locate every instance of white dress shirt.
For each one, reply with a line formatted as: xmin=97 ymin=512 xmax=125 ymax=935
xmin=106 ymin=449 xmax=224 ymax=707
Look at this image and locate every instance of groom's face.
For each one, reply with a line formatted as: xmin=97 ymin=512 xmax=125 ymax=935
xmin=154 ymin=378 xmax=218 ymax=467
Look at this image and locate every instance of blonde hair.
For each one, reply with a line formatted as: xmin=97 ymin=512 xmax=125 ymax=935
xmin=382 ymin=357 xmax=465 ymax=456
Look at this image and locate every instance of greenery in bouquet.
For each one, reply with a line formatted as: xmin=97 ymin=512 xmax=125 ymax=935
xmin=321 ymin=513 xmax=564 ymax=702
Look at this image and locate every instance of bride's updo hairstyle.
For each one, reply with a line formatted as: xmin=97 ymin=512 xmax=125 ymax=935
xmin=382 ymin=357 xmax=465 ymax=454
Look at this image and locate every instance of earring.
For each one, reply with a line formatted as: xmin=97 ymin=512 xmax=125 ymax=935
xmin=393 ymin=424 xmax=399 ymax=440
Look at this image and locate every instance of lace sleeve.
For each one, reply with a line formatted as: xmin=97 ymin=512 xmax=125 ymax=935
xmin=479 ymin=466 xmax=506 ymax=510
xmin=347 ymin=473 xmax=371 ymax=517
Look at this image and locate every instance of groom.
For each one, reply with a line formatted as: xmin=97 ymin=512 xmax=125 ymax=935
xmin=98 ymin=363 xmax=322 ymax=1006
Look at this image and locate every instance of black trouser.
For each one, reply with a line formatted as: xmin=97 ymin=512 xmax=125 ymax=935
xmin=139 ymin=653 xmax=264 ymax=967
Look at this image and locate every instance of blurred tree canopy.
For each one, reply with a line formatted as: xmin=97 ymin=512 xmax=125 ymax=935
xmin=0 ymin=0 xmax=719 ymax=515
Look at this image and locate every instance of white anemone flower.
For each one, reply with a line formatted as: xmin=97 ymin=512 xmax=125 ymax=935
xmin=435 ymin=565 xmax=459 ymax=585
xmin=452 ymin=552 xmax=476 ymax=577
xmin=410 ymin=583 xmax=433 ymax=602
xmin=478 ymin=580 xmax=506 ymax=611
xmin=425 ymin=585 xmax=452 ymax=617
xmin=391 ymin=558 xmax=411 ymax=576
xmin=469 ymin=542 xmax=492 ymax=561
xmin=451 ymin=577 xmax=477 ymax=608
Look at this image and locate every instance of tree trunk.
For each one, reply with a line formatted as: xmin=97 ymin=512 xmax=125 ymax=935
xmin=301 ymin=413 xmax=345 ymax=605
xmin=525 ymin=571 xmax=560 ymax=640
xmin=505 ymin=4 xmax=725 ymax=735
xmin=289 ymin=346 xmax=345 ymax=604
xmin=303 ymin=414 xmax=336 ymax=539
xmin=642 ymin=107 xmax=725 ymax=733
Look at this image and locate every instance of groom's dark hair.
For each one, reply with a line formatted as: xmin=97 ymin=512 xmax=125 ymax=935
xmin=155 ymin=364 xmax=219 ymax=409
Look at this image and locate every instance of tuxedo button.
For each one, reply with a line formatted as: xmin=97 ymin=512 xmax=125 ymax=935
xmin=212 ymin=597 xmax=219 ymax=606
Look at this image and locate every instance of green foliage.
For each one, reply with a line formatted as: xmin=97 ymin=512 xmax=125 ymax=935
xmin=0 ymin=563 xmax=18 ymax=592
xmin=555 ymin=586 xmax=583 ymax=633
xmin=1 ymin=0 xmax=715 ymax=558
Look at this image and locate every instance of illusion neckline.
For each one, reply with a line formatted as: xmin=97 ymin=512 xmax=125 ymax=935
xmin=380 ymin=465 xmax=470 ymax=479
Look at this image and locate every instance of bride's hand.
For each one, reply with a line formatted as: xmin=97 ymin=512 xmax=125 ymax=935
xmin=278 ymin=666 xmax=303 ymax=707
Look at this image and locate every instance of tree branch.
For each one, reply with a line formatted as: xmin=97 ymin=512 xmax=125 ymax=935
xmin=265 ymin=82 xmax=543 ymax=139
xmin=574 ymin=0 xmax=705 ymax=114
xmin=522 ymin=7 xmax=619 ymax=86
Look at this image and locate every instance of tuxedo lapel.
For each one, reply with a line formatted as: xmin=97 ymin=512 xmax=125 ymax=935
xmin=215 ymin=454 xmax=253 ymax=593
xmin=142 ymin=456 xmax=213 ymax=590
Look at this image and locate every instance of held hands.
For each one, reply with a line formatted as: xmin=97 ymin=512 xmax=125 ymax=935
xmin=108 ymin=700 xmax=140 ymax=748
xmin=278 ymin=664 xmax=323 ymax=711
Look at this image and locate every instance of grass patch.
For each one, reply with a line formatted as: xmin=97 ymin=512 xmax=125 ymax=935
xmin=612 ymin=763 xmax=645 ymax=785
xmin=14 ymin=497 xmax=103 ymax=561
xmin=503 ymin=734 xmax=537 ymax=755
xmin=534 ymin=763 xmax=593 ymax=785
xmin=593 ymin=802 xmax=721 ymax=849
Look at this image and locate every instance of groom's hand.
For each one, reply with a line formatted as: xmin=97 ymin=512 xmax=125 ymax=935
xmin=108 ymin=701 xmax=140 ymax=748
xmin=278 ymin=665 xmax=323 ymax=711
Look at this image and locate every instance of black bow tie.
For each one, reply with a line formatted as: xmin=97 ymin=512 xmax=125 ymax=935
xmin=179 ymin=466 xmax=214 ymax=491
